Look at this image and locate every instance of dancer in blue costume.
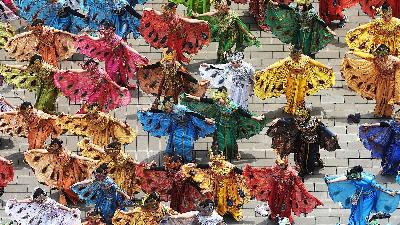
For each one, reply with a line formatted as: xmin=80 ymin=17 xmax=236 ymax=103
xmin=83 ymin=0 xmax=143 ymax=38
xmin=359 ymin=112 xmax=400 ymax=175
xmin=71 ymin=163 xmax=130 ymax=225
xmin=325 ymin=166 xmax=400 ymax=225
xmin=14 ymin=0 xmax=87 ymax=34
xmin=138 ymin=97 xmax=216 ymax=162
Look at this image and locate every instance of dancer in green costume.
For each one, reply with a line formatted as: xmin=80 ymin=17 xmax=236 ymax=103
xmin=265 ymin=0 xmax=335 ymax=58
xmin=192 ymin=0 xmax=260 ymax=63
xmin=0 ymin=55 xmax=59 ymax=113
xmin=182 ymin=87 xmax=267 ymax=160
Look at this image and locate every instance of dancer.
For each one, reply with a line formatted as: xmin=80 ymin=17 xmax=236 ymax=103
xmin=112 ymin=192 xmax=176 ymax=225
xmin=135 ymin=156 xmax=211 ymax=213
xmin=137 ymin=48 xmax=209 ymax=105
xmin=138 ymin=98 xmax=216 ymax=162
xmin=267 ymin=108 xmax=340 ymax=176
xmin=140 ymin=3 xmax=211 ymax=62
xmin=325 ymin=165 xmax=400 ymax=225
xmin=54 ymin=59 xmax=131 ymax=112
xmin=74 ymin=23 xmax=148 ymax=89
xmin=57 ymin=103 xmax=136 ymax=147
xmin=182 ymin=87 xmax=266 ymax=160
xmin=341 ymin=45 xmax=400 ymax=117
xmin=78 ymin=138 xmax=141 ymax=196
xmin=243 ymin=156 xmax=323 ymax=224
xmin=4 ymin=19 xmax=75 ymax=67
xmin=199 ymin=52 xmax=255 ymax=109
xmin=0 ymin=102 xmax=62 ymax=149
xmin=182 ymin=151 xmax=251 ymax=221
xmin=24 ymin=138 xmax=99 ymax=204
xmin=346 ymin=3 xmax=400 ymax=56
xmin=192 ymin=0 xmax=259 ymax=63
xmin=359 ymin=111 xmax=400 ymax=175
xmin=254 ymin=47 xmax=335 ymax=114
xmin=265 ymin=0 xmax=335 ymax=58
xmin=72 ymin=164 xmax=130 ymax=225
xmin=5 ymin=187 xmax=81 ymax=224
xmin=0 ymin=55 xmax=59 ymax=113
xmin=0 ymin=156 xmax=13 ymax=197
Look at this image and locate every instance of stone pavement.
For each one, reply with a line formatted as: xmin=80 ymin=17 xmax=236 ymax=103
xmin=1 ymin=1 xmax=400 ymax=224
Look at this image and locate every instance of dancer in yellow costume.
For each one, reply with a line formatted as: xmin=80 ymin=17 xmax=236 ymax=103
xmin=78 ymin=138 xmax=141 ymax=196
xmin=57 ymin=103 xmax=136 ymax=147
xmin=112 ymin=192 xmax=177 ymax=225
xmin=346 ymin=3 xmax=400 ymax=56
xmin=341 ymin=44 xmax=400 ymax=117
xmin=181 ymin=150 xmax=251 ymax=221
xmin=254 ymin=46 xmax=335 ymax=114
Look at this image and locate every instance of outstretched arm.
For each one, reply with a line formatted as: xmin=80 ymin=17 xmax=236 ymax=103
xmin=346 ymin=51 xmax=375 ymax=61
xmin=325 ymin=175 xmax=347 ymax=183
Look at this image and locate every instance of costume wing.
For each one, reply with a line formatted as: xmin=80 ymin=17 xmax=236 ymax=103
xmin=140 ymin=9 xmax=210 ymax=62
xmin=253 ymin=58 xmax=288 ymax=100
xmin=307 ymin=16 xmax=335 ymax=54
xmin=199 ymin=64 xmax=229 ymax=88
xmin=190 ymin=114 xmax=217 ymax=138
xmin=375 ymin=191 xmax=400 ymax=213
xmin=137 ymin=110 xmax=173 ymax=137
xmin=266 ymin=118 xmax=298 ymax=156
xmin=4 ymin=31 xmax=40 ymax=62
xmin=291 ymin=176 xmax=323 ymax=216
xmin=5 ymin=198 xmax=81 ymax=225
xmin=264 ymin=3 xmax=299 ymax=44
xmin=318 ymin=124 xmax=340 ymax=151
xmin=236 ymin=112 xmax=267 ymax=140
xmin=135 ymin=162 xmax=174 ymax=201
xmin=341 ymin=56 xmax=378 ymax=100
xmin=0 ymin=111 xmax=28 ymax=138
xmin=74 ymin=34 xmax=113 ymax=61
xmin=136 ymin=63 xmax=165 ymax=95
xmin=0 ymin=156 xmax=13 ymax=187
xmin=181 ymin=166 xmax=214 ymax=193
xmin=0 ymin=22 xmax=14 ymax=48
xmin=324 ymin=175 xmax=357 ymax=209
xmin=0 ymin=64 xmax=42 ymax=92
xmin=52 ymin=29 xmax=76 ymax=60
xmin=24 ymin=149 xmax=98 ymax=188
xmin=180 ymin=97 xmax=221 ymax=119
xmin=304 ymin=58 xmax=335 ymax=96
xmin=54 ymin=69 xmax=131 ymax=112
xmin=359 ymin=123 xmax=392 ymax=159
xmin=243 ymin=165 xmax=275 ymax=202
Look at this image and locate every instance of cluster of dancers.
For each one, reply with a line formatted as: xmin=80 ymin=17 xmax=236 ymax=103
xmin=1 ymin=0 xmax=400 ymax=224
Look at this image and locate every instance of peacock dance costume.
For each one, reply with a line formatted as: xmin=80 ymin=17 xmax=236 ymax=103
xmin=138 ymin=99 xmax=216 ymax=162
xmin=199 ymin=52 xmax=255 ymax=109
xmin=325 ymin=166 xmax=400 ymax=225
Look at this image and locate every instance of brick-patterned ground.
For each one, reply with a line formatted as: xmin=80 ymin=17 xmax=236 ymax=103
xmin=1 ymin=1 xmax=400 ymax=225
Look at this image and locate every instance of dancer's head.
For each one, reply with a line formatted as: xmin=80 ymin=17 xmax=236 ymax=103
xmin=289 ymin=46 xmax=302 ymax=61
xmin=164 ymin=155 xmax=183 ymax=170
xmin=275 ymin=155 xmax=289 ymax=169
xmin=105 ymin=141 xmax=122 ymax=156
xmin=227 ymin=52 xmax=244 ymax=69
xmin=82 ymin=59 xmax=99 ymax=71
xmin=30 ymin=19 xmax=44 ymax=32
xmin=94 ymin=163 xmax=108 ymax=180
xmin=295 ymin=0 xmax=312 ymax=10
xmin=32 ymin=187 xmax=47 ymax=202
xmin=346 ymin=165 xmax=363 ymax=180
xmin=373 ymin=44 xmax=390 ymax=57
xmin=294 ymin=108 xmax=311 ymax=123
xmin=162 ymin=2 xmax=177 ymax=14
xmin=197 ymin=199 xmax=215 ymax=216
xmin=48 ymin=138 xmax=63 ymax=153
xmin=381 ymin=2 xmax=393 ymax=22
xmin=212 ymin=86 xmax=229 ymax=105
xmin=143 ymin=192 xmax=161 ymax=209
xmin=29 ymin=54 xmax=44 ymax=69
xmin=162 ymin=97 xmax=174 ymax=113
xmin=20 ymin=102 xmax=33 ymax=111
xmin=87 ymin=103 xmax=100 ymax=112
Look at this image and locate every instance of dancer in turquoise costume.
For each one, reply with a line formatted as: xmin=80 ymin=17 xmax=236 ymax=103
xmin=359 ymin=112 xmax=400 ymax=175
xmin=138 ymin=97 xmax=216 ymax=162
xmin=325 ymin=166 xmax=400 ymax=225
xmin=265 ymin=0 xmax=335 ymax=58
xmin=83 ymin=0 xmax=144 ymax=38
xmin=71 ymin=164 xmax=130 ymax=224
xmin=14 ymin=0 xmax=87 ymax=34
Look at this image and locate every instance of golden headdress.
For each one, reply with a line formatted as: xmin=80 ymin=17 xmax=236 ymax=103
xmin=161 ymin=48 xmax=177 ymax=63
xmin=275 ymin=155 xmax=289 ymax=166
xmin=295 ymin=0 xmax=312 ymax=5
xmin=294 ymin=108 xmax=311 ymax=118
